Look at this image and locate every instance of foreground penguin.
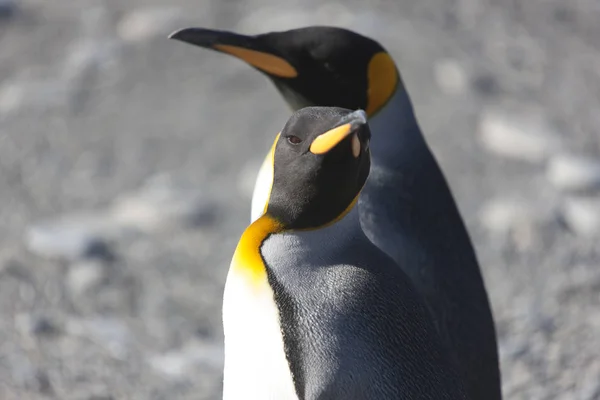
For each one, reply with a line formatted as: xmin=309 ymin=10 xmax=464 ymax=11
xmin=224 ymin=106 xmax=468 ymax=399
xmin=169 ymin=27 xmax=501 ymax=400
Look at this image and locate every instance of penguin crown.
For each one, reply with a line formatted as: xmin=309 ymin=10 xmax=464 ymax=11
xmin=169 ymin=26 xmax=400 ymax=115
xmin=266 ymin=107 xmax=371 ymax=230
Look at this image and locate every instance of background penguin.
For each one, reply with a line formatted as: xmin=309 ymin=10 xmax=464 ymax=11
xmin=170 ymin=26 xmax=501 ymax=400
xmin=225 ymin=106 xmax=469 ymax=400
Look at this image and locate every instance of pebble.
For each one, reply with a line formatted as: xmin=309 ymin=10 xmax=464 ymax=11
xmin=0 ymin=79 xmax=69 ymax=116
xmin=478 ymin=109 xmax=560 ymax=162
xmin=67 ymin=260 xmax=106 ymax=295
xmin=148 ymin=340 xmax=224 ymax=379
xmin=0 ymin=0 xmax=16 ymax=20
xmin=479 ymin=196 xmax=559 ymax=251
xmin=580 ymin=366 xmax=600 ymax=400
xmin=11 ymin=357 xmax=53 ymax=395
xmin=434 ymin=58 xmax=468 ymax=95
xmin=547 ymin=153 xmax=600 ymax=192
xmin=117 ymin=7 xmax=183 ymax=43
xmin=25 ymin=213 xmax=117 ymax=262
xmin=504 ymin=360 xmax=535 ymax=394
xmin=15 ymin=313 xmax=61 ymax=338
xmin=62 ymin=39 xmax=122 ymax=82
xmin=66 ymin=317 xmax=132 ymax=359
xmin=109 ymin=174 xmax=215 ymax=232
xmin=25 ymin=173 xmax=215 ymax=261
xmin=471 ymin=73 xmax=500 ymax=96
xmin=238 ymin=3 xmax=356 ymax=32
xmin=0 ymin=256 xmax=30 ymax=281
xmin=33 ymin=370 xmax=53 ymax=394
xmin=499 ymin=336 xmax=529 ymax=361
xmin=478 ymin=197 xmax=534 ymax=235
xmin=561 ymin=197 xmax=600 ymax=237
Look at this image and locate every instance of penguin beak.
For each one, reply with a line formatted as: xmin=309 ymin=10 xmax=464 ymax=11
xmin=168 ymin=27 xmax=298 ymax=78
xmin=309 ymin=110 xmax=368 ymax=156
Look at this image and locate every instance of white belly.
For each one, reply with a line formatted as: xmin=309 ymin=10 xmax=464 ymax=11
xmin=222 ymin=269 xmax=298 ymax=400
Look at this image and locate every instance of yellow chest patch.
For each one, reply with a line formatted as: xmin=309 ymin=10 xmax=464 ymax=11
xmin=230 ymin=215 xmax=282 ymax=287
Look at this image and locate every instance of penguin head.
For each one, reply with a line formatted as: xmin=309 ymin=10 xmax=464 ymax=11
xmin=265 ymin=107 xmax=371 ymax=230
xmin=169 ymin=26 xmax=400 ymax=116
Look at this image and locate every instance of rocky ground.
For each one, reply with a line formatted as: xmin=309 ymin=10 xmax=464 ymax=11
xmin=0 ymin=0 xmax=599 ymax=399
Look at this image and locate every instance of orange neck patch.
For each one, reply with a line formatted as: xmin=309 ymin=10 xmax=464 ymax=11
xmin=214 ymin=44 xmax=298 ymax=78
xmin=366 ymin=52 xmax=399 ymax=116
xmin=231 ymin=215 xmax=283 ymax=286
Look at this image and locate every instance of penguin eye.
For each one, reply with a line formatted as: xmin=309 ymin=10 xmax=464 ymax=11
xmin=287 ymin=135 xmax=303 ymax=145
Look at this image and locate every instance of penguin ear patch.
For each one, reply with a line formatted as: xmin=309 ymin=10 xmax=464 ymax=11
xmin=366 ymin=52 xmax=399 ymax=115
xmin=310 ymin=123 xmax=353 ymax=155
xmin=213 ymin=44 xmax=298 ymax=78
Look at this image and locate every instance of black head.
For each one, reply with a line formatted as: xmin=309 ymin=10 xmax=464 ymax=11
xmin=169 ymin=26 xmax=400 ymax=116
xmin=264 ymin=107 xmax=371 ymax=230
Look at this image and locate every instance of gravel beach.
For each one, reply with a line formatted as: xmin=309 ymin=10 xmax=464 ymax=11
xmin=1 ymin=0 xmax=599 ymax=399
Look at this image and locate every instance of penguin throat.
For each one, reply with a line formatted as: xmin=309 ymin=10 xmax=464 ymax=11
xmin=266 ymin=192 xmax=360 ymax=232
xmin=268 ymin=203 xmax=362 ymax=247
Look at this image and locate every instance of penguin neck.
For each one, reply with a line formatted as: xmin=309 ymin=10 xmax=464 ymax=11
xmin=266 ymin=202 xmax=363 ymax=251
xmin=368 ymin=87 xmax=429 ymax=170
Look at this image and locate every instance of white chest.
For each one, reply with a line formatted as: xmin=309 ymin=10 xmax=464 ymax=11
xmin=250 ymin=153 xmax=273 ymax=223
xmin=222 ymin=269 xmax=298 ymax=400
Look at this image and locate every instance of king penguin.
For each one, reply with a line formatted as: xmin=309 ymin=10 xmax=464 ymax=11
xmin=169 ymin=26 xmax=501 ymax=400
xmin=224 ymin=106 xmax=468 ymax=399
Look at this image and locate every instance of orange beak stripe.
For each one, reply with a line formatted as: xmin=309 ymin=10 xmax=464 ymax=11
xmin=213 ymin=44 xmax=298 ymax=78
xmin=309 ymin=123 xmax=353 ymax=155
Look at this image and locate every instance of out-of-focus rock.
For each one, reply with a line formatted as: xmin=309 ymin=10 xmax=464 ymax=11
xmin=62 ymin=39 xmax=122 ymax=82
xmin=434 ymin=58 xmax=467 ymax=95
xmin=0 ymin=252 xmax=30 ymax=281
xmin=65 ymin=317 xmax=132 ymax=360
xmin=580 ymin=365 xmax=600 ymax=400
xmin=498 ymin=335 xmax=529 ymax=362
xmin=67 ymin=260 xmax=106 ymax=295
xmin=479 ymin=197 xmax=537 ymax=235
xmin=471 ymin=73 xmax=500 ymax=97
xmin=0 ymin=79 xmax=68 ymax=116
xmin=478 ymin=109 xmax=561 ymax=162
xmin=148 ymin=340 xmax=224 ymax=379
xmin=117 ymin=7 xmax=183 ymax=43
xmin=25 ymin=213 xmax=118 ymax=262
xmin=503 ymin=359 xmax=535 ymax=395
xmin=109 ymin=173 xmax=216 ymax=232
xmin=15 ymin=313 xmax=61 ymax=338
xmin=478 ymin=196 xmax=557 ymax=250
xmin=0 ymin=0 xmax=17 ymax=20
xmin=547 ymin=153 xmax=600 ymax=193
xmin=238 ymin=3 xmax=356 ymax=32
xmin=12 ymin=360 xmax=53 ymax=395
xmin=561 ymin=197 xmax=600 ymax=237
xmin=25 ymin=174 xmax=217 ymax=263
xmin=87 ymin=395 xmax=114 ymax=400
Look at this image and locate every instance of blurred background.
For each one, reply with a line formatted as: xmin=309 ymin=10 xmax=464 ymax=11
xmin=0 ymin=0 xmax=599 ymax=399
